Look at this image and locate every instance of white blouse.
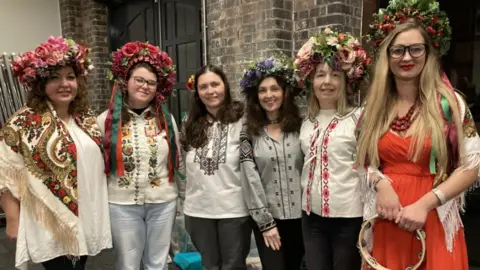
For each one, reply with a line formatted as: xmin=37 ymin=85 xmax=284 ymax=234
xmin=97 ymin=108 xmax=182 ymax=205
xmin=183 ymin=119 xmax=249 ymax=219
xmin=300 ymin=107 xmax=363 ymax=218
xmin=15 ymin=119 xmax=112 ymax=269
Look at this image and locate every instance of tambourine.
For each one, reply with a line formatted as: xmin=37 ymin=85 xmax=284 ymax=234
xmin=358 ymin=214 xmax=426 ymax=270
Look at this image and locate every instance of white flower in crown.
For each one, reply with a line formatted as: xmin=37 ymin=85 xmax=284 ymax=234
xmin=347 ymin=38 xmax=360 ymax=48
xmin=324 ymin=27 xmax=333 ymax=34
xmin=326 ymin=36 xmax=339 ymax=46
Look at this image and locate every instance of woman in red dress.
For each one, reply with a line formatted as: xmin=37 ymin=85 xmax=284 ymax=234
xmin=356 ymin=1 xmax=480 ymax=269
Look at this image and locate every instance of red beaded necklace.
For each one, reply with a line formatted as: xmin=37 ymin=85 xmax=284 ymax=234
xmin=391 ymin=102 xmax=417 ymax=132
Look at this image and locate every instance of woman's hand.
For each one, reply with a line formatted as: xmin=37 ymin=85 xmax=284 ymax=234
xmin=395 ymin=201 xmax=429 ymax=232
xmin=5 ymin=216 xmax=19 ymax=241
xmin=375 ymin=179 xmax=402 ymax=221
xmin=263 ymin=227 xmax=281 ymax=251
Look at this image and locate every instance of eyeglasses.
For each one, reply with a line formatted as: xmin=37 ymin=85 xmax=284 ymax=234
xmin=388 ymin=44 xmax=427 ymax=59
xmin=132 ymin=76 xmax=157 ymax=88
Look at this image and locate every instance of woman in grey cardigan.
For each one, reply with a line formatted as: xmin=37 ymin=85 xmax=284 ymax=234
xmin=239 ymin=55 xmax=304 ymax=270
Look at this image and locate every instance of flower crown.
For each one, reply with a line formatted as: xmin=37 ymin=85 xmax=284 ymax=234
xmin=294 ymin=28 xmax=371 ymax=91
xmin=12 ymin=36 xmax=93 ymax=87
xmin=186 ymin=75 xmax=195 ymax=91
xmin=366 ymin=0 xmax=452 ymax=56
xmin=108 ymin=41 xmax=176 ymax=102
xmin=240 ymin=54 xmax=299 ymax=91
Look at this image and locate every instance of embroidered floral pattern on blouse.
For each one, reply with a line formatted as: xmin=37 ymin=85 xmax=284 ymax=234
xmin=147 ymin=134 xmax=160 ymax=187
xmin=320 ymin=120 xmax=338 ymax=216
xmin=463 ymin=107 xmax=477 ymax=138
xmin=194 ymin=123 xmax=228 ymax=175
xmin=305 ymin=121 xmax=319 ymax=215
xmin=119 ymin=126 xmax=135 ymax=188
xmin=1 ymin=108 xmax=102 ymax=216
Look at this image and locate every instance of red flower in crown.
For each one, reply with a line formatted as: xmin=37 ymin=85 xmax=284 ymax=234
xmin=186 ymin=75 xmax=195 ymax=91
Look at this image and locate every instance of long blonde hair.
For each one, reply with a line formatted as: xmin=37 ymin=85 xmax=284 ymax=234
xmin=306 ymin=63 xmax=352 ymax=119
xmin=356 ymin=22 xmax=464 ymax=176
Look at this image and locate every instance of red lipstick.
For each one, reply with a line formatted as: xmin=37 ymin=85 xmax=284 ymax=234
xmin=400 ymin=64 xmax=415 ymax=71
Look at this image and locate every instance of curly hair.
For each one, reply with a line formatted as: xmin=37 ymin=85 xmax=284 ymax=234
xmin=27 ymin=65 xmax=89 ymax=114
xmin=180 ymin=64 xmax=244 ymax=152
xmin=243 ymin=75 xmax=302 ymax=137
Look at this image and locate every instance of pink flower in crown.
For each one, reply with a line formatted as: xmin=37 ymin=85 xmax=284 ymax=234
xmin=354 ymin=65 xmax=364 ymax=78
xmin=47 ymin=36 xmax=69 ymax=52
xmin=35 ymin=44 xmax=54 ymax=58
xmin=356 ymin=48 xmax=367 ymax=60
xmin=337 ymin=47 xmax=356 ymax=71
xmin=326 ymin=36 xmax=339 ymax=46
xmin=297 ymin=37 xmax=315 ymax=60
xmin=24 ymin=67 xmax=36 ymax=78
xmin=46 ymin=57 xmax=57 ymax=66
xmin=21 ymin=51 xmax=35 ymax=63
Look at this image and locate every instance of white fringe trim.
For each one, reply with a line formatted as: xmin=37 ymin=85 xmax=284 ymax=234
xmin=436 ymin=199 xmax=463 ymax=252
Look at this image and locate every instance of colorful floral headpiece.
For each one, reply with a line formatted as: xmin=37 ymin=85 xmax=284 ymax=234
xmin=108 ymin=41 xmax=176 ymax=102
xmin=294 ymin=28 xmax=371 ymax=91
xmin=240 ymin=54 xmax=299 ymax=91
xmin=366 ymin=0 xmax=451 ymax=56
xmin=12 ymin=36 xmax=93 ymax=87
xmin=186 ymin=75 xmax=195 ymax=91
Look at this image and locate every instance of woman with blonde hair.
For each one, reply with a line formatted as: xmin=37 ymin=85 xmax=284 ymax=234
xmin=356 ymin=0 xmax=480 ymax=269
xmin=294 ymin=28 xmax=370 ymax=270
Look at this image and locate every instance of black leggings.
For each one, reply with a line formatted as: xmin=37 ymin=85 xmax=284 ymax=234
xmin=302 ymin=211 xmax=363 ymax=270
xmin=42 ymin=256 xmax=88 ymax=270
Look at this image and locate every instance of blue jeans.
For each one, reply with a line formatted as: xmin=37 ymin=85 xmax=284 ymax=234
xmin=109 ymin=200 xmax=177 ymax=270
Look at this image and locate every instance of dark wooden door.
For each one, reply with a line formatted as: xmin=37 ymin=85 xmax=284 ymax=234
xmin=108 ymin=0 xmax=158 ymax=51
xmin=160 ymin=0 xmax=203 ymax=123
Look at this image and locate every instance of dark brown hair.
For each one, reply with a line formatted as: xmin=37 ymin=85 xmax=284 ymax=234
xmin=27 ymin=65 xmax=89 ymax=114
xmin=121 ymin=62 xmax=165 ymax=127
xmin=243 ymin=75 xmax=302 ymax=137
xmin=180 ymin=64 xmax=244 ymax=151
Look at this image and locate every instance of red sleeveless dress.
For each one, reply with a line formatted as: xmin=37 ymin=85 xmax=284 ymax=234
xmin=365 ymin=131 xmax=469 ymax=269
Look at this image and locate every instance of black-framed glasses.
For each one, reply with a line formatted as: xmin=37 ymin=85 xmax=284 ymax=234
xmin=388 ymin=44 xmax=427 ymax=59
xmin=132 ymin=76 xmax=157 ymax=88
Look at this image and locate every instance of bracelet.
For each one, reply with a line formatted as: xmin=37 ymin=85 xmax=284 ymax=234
xmin=432 ymin=188 xmax=447 ymax=206
xmin=372 ymin=176 xmax=385 ymax=191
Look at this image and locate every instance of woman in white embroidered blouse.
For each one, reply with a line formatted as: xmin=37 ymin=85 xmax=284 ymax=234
xmin=97 ymin=42 xmax=184 ymax=270
xmin=180 ymin=65 xmax=251 ymax=270
xmin=294 ymin=28 xmax=370 ymax=270
xmin=355 ymin=6 xmax=480 ymax=268
xmin=0 ymin=37 xmax=111 ymax=270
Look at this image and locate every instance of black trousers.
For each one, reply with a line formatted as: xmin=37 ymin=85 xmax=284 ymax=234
xmin=42 ymin=256 xmax=88 ymax=270
xmin=252 ymin=218 xmax=305 ymax=270
xmin=302 ymin=211 xmax=362 ymax=270
xmin=185 ymin=215 xmax=252 ymax=270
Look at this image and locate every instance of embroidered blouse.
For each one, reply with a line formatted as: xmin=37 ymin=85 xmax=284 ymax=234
xmin=240 ymin=125 xmax=303 ymax=232
xmin=183 ymin=118 xmax=249 ymax=219
xmin=97 ymin=107 xmax=184 ymax=205
xmin=300 ymin=107 xmax=363 ymax=218
xmin=0 ymin=105 xmax=112 ymax=269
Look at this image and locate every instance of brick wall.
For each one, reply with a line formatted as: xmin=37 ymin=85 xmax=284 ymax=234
xmin=205 ymin=0 xmax=363 ymax=100
xmin=59 ymin=0 xmax=110 ymax=113
xmin=205 ymin=0 xmax=294 ymax=99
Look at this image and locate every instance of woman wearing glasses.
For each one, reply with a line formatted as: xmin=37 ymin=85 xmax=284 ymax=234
xmin=356 ymin=1 xmax=480 ymax=269
xmin=97 ymin=41 xmax=184 ymax=270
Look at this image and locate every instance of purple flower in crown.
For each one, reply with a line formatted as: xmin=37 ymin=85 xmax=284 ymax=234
xmin=255 ymin=70 xmax=262 ymax=78
xmin=264 ymin=58 xmax=273 ymax=69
